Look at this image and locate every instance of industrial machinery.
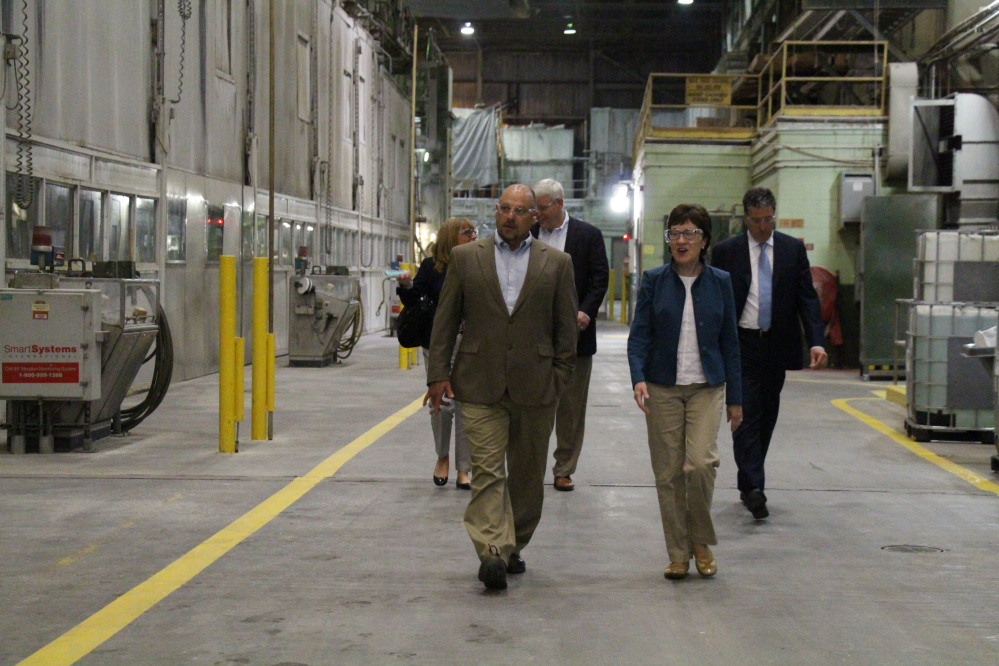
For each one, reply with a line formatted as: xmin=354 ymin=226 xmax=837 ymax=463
xmin=288 ymin=270 xmax=361 ymax=367
xmin=1 ymin=271 xmax=169 ymax=453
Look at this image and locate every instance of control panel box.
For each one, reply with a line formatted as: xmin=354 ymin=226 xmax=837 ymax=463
xmin=0 ymin=289 xmax=102 ymax=400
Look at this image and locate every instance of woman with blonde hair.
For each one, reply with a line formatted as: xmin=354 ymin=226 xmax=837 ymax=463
xmin=396 ymin=217 xmax=479 ymax=489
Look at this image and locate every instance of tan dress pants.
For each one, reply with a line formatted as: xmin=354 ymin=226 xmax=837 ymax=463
xmin=645 ymin=382 xmax=724 ymax=563
xmin=552 ymin=354 xmax=593 ymax=477
xmin=461 ymin=394 xmax=557 ymax=563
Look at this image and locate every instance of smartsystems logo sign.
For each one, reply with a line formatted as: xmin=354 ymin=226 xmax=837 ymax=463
xmin=1 ymin=342 xmax=81 ymax=384
xmin=3 ymin=344 xmax=79 ymax=355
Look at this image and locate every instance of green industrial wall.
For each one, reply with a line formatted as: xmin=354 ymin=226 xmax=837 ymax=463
xmin=635 ymin=142 xmax=751 ymax=272
xmin=751 ymin=121 xmax=887 ymax=284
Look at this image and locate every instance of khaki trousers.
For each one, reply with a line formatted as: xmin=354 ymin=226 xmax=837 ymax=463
xmin=462 ymin=394 xmax=557 ymax=563
xmin=552 ymin=354 xmax=593 ymax=477
xmin=645 ymin=382 xmax=724 ymax=563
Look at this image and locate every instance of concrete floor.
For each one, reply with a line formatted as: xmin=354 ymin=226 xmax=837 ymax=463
xmin=3 ymin=322 xmax=999 ymax=665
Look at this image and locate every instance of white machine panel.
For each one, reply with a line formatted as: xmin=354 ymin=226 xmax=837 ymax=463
xmin=0 ymin=289 xmax=102 ymax=400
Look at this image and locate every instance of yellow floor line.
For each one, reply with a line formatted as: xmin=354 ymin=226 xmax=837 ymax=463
xmin=832 ymin=397 xmax=999 ymax=497
xmin=19 ymin=396 xmax=425 ymax=666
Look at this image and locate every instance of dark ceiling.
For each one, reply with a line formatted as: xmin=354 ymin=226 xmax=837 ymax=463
xmin=411 ymin=0 xmax=726 ymax=70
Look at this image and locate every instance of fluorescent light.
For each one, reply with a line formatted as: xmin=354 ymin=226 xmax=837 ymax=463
xmin=564 ymin=23 xmax=576 ymax=35
xmin=461 ymin=22 xmax=474 ymax=35
xmin=678 ymin=0 xmax=693 ymax=4
xmin=610 ymin=183 xmax=630 ymax=213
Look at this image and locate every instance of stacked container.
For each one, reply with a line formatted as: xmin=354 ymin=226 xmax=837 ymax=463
xmin=905 ymin=230 xmax=999 ymax=442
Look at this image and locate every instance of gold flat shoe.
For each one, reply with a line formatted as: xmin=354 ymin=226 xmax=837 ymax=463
xmin=664 ymin=561 xmax=689 ymax=580
xmin=695 ymin=557 xmax=717 ymax=577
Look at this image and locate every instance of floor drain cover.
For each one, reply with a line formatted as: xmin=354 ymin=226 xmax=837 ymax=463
xmin=881 ymin=545 xmax=945 ymax=554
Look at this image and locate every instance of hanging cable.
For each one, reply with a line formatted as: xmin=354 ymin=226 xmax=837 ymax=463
xmin=168 ymin=0 xmax=193 ymax=104
xmin=12 ymin=0 xmax=33 ymax=210
xmin=324 ymin=8 xmax=336 ymax=263
xmin=336 ymin=281 xmax=365 ymax=359
xmin=120 ymin=303 xmax=174 ymax=432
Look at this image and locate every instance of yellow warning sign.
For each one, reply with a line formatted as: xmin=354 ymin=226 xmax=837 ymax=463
xmin=685 ymin=77 xmax=731 ymax=106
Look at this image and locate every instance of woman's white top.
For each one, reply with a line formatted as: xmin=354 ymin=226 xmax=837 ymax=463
xmin=675 ymin=274 xmax=707 ymax=385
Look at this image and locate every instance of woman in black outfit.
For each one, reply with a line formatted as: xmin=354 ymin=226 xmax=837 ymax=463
xmin=396 ymin=217 xmax=478 ymax=489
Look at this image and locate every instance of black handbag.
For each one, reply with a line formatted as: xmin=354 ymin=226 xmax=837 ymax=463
xmin=397 ymin=296 xmax=436 ymax=348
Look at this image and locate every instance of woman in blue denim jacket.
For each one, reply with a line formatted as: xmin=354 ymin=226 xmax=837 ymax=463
xmin=627 ymin=203 xmax=742 ymax=581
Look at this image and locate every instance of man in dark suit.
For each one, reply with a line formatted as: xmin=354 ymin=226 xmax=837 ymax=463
xmin=428 ymin=184 xmax=578 ymax=590
xmin=530 ymin=178 xmax=609 ymax=492
xmin=710 ymin=186 xmax=828 ymax=520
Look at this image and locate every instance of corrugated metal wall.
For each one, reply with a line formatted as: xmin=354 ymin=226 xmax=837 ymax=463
xmin=2 ymin=0 xmax=416 ymax=382
xmin=23 ymin=0 xmax=151 ymax=160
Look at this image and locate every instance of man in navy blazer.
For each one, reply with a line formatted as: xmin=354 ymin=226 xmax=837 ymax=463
xmin=530 ymin=179 xmax=609 ymax=492
xmin=710 ymin=186 xmax=828 ymax=520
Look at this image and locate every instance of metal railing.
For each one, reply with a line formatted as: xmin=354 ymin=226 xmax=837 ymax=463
xmin=633 ymin=41 xmax=890 ymax=156
xmin=757 ymin=41 xmax=889 ymax=127
xmin=633 ymin=72 xmax=759 ymax=158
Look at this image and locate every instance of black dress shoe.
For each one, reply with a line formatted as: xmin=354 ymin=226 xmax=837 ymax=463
xmin=433 ymin=475 xmax=447 ymax=486
xmin=507 ymin=552 xmax=526 ymax=575
xmin=745 ymin=489 xmax=768 ymax=520
xmin=478 ymin=556 xmax=507 ymax=590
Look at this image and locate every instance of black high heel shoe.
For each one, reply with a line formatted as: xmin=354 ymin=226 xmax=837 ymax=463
xmin=433 ymin=457 xmax=449 ymax=486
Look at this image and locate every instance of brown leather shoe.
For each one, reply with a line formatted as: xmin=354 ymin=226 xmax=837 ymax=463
xmin=553 ymin=475 xmax=575 ymax=491
xmin=694 ymin=546 xmax=717 ymax=577
xmin=664 ymin=561 xmax=689 ymax=580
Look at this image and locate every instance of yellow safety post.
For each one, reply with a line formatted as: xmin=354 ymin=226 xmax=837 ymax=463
xmin=251 ymin=257 xmax=268 ymax=440
xmin=267 ymin=332 xmax=275 ymax=439
xmin=397 ymin=261 xmax=421 ymax=370
xmin=219 ymin=256 xmax=237 ymax=453
xmin=620 ymin=269 xmax=627 ymax=325
xmin=607 ymin=270 xmax=613 ymax=320
xmin=234 ymin=337 xmax=245 ymax=424
xmin=399 ymin=331 xmax=410 ymax=369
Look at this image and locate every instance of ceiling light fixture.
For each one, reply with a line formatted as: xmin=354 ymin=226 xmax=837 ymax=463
xmin=564 ymin=23 xmax=576 ymax=35
xmin=677 ymin=0 xmax=693 ymax=4
xmin=461 ymin=22 xmax=474 ymax=35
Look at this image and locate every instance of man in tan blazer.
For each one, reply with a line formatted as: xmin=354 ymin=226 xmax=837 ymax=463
xmin=428 ymin=184 xmax=578 ymax=591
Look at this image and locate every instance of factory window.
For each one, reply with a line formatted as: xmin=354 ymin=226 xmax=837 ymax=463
xmin=255 ymin=213 xmax=269 ymax=258
xmin=215 ymin=0 xmax=232 ymax=76
xmin=108 ymin=193 xmax=131 ymax=261
xmin=135 ymin=197 xmax=156 ymax=264
xmin=293 ymin=221 xmax=305 ymax=259
xmin=206 ymin=203 xmax=225 ymax=262
xmin=241 ymin=210 xmax=255 ymax=261
xmin=223 ymin=204 xmax=240 ymax=258
xmin=4 ymin=173 xmax=41 ymax=260
xmin=297 ymin=34 xmax=311 ymax=122
xmin=166 ymin=195 xmax=187 ymax=262
xmin=303 ymin=223 xmax=315 ymax=255
xmin=44 ymin=183 xmax=72 ymax=256
xmin=279 ymin=219 xmax=293 ymax=265
xmin=79 ymin=189 xmax=103 ymax=261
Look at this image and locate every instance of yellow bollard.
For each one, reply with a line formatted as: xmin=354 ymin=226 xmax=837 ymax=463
xmin=234 ymin=337 xmax=245 ymax=424
xmin=266 ymin=333 xmax=275 ymax=439
xmin=219 ymin=256 xmax=237 ymax=453
xmin=399 ymin=335 xmax=410 ymax=369
xmin=251 ymin=257 xmax=268 ymax=440
xmin=608 ymin=269 xmax=615 ymax=321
